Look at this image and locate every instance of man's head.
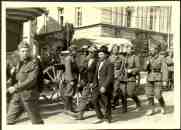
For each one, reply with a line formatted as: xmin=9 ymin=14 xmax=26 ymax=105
xmin=127 ymin=46 xmax=135 ymax=54
xmin=98 ymin=46 xmax=110 ymax=61
xmin=150 ymin=46 xmax=159 ymax=56
xmin=18 ymin=41 xmax=31 ymax=61
xmin=88 ymin=46 xmax=97 ymax=58
xmin=111 ymin=44 xmax=120 ymax=55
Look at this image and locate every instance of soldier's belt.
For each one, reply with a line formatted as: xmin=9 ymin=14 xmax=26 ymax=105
xmin=151 ymin=69 xmax=161 ymax=72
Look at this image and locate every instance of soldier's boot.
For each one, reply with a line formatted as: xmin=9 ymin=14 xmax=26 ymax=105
xmin=146 ymin=97 xmax=156 ymax=116
xmin=64 ymin=97 xmax=76 ymax=115
xmin=158 ymin=97 xmax=166 ymax=115
xmin=75 ymin=111 xmax=84 ymax=120
xmin=112 ymin=95 xmax=119 ymax=109
xmin=132 ymin=96 xmax=141 ymax=111
xmin=121 ymin=95 xmax=127 ymax=113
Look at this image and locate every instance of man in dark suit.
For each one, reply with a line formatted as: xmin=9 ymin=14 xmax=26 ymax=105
xmin=92 ymin=46 xmax=114 ymax=123
xmin=7 ymin=41 xmax=44 ymax=125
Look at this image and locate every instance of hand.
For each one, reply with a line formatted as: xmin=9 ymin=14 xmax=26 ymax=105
xmin=89 ymin=83 xmax=94 ymax=87
xmin=163 ymin=81 xmax=167 ymax=86
xmin=10 ymin=67 xmax=16 ymax=75
xmin=100 ymin=87 xmax=106 ymax=93
xmin=8 ymin=87 xmax=16 ymax=94
xmin=70 ymin=81 xmax=74 ymax=86
xmin=43 ymin=79 xmax=50 ymax=84
xmin=127 ymin=69 xmax=132 ymax=73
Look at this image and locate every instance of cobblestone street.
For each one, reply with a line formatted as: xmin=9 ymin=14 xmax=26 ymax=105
xmin=13 ymin=90 xmax=177 ymax=128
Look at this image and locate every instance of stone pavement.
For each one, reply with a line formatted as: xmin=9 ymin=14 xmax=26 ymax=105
xmin=13 ymin=90 xmax=177 ymax=128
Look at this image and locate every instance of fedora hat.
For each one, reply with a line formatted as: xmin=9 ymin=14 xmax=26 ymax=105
xmin=98 ymin=45 xmax=110 ymax=55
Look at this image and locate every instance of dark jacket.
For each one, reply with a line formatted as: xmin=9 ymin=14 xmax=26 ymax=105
xmin=87 ymin=58 xmax=97 ymax=83
xmin=93 ymin=58 xmax=114 ymax=94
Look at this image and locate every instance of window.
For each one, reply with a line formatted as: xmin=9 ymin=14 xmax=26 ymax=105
xmin=58 ymin=7 xmax=64 ymax=28
xmin=149 ymin=8 xmax=154 ymax=30
xmin=126 ymin=7 xmax=132 ymax=27
xmin=44 ymin=11 xmax=48 ymax=33
xmin=75 ymin=7 xmax=82 ymax=27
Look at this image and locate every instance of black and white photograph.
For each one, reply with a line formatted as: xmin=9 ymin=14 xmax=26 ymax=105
xmin=1 ymin=1 xmax=180 ymax=129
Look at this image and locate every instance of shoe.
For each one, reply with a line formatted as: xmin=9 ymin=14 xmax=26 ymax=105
xmin=122 ymin=108 xmax=127 ymax=113
xmin=104 ymin=118 xmax=112 ymax=123
xmin=92 ymin=118 xmax=104 ymax=124
xmin=160 ymin=107 xmax=166 ymax=115
xmin=135 ymin=106 xmax=142 ymax=112
xmin=75 ymin=112 xmax=84 ymax=120
xmin=112 ymin=105 xmax=116 ymax=110
xmin=64 ymin=110 xmax=76 ymax=116
xmin=146 ymin=109 xmax=156 ymax=116
xmin=7 ymin=122 xmax=16 ymax=125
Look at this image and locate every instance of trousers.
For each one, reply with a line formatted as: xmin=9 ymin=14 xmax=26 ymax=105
xmin=7 ymin=94 xmax=43 ymax=124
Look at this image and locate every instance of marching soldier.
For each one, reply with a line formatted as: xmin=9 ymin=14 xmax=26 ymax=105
xmin=166 ymin=50 xmax=174 ymax=90
xmin=64 ymin=46 xmax=79 ymax=114
xmin=7 ymin=41 xmax=44 ymax=124
xmin=121 ymin=46 xmax=141 ymax=113
xmin=145 ymin=46 xmax=167 ymax=116
xmin=73 ymin=46 xmax=98 ymax=120
xmin=109 ymin=45 xmax=122 ymax=109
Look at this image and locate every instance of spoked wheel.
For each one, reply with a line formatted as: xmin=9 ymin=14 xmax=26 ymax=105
xmin=41 ymin=65 xmax=65 ymax=103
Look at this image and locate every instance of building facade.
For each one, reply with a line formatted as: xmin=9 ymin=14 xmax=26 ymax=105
xmin=35 ymin=6 xmax=173 ymax=50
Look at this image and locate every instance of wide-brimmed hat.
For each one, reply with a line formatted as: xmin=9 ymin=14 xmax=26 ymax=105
xmin=98 ymin=45 xmax=110 ymax=55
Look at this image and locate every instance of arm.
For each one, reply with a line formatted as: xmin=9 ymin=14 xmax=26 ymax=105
xmin=102 ymin=61 xmax=114 ymax=89
xmin=65 ymin=56 xmax=74 ymax=81
xmin=131 ymin=56 xmax=140 ymax=74
xmin=161 ymin=59 xmax=168 ymax=82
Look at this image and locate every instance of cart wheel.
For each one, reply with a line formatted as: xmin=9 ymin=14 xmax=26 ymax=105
xmin=43 ymin=65 xmax=64 ymax=103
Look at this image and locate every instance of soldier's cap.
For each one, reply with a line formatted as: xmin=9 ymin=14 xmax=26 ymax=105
xmin=18 ymin=41 xmax=30 ymax=50
xmin=81 ymin=45 xmax=89 ymax=49
xmin=88 ymin=46 xmax=97 ymax=52
xmin=68 ymin=45 xmax=77 ymax=51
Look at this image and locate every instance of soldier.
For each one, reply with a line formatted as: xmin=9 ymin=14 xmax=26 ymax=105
xmin=77 ymin=45 xmax=89 ymax=93
xmin=109 ymin=45 xmax=122 ymax=109
xmin=145 ymin=46 xmax=167 ymax=116
xmin=73 ymin=46 xmax=98 ymax=120
xmin=166 ymin=50 xmax=174 ymax=90
xmin=64 ymin=46 xmax=79 ymax=114
xmin=121 ymin=46 xmax=141 ymax=113
xmin=7 ymin=41 xmax=44 ymax=125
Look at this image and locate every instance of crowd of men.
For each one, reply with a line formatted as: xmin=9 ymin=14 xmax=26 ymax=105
xmin=6 ymin=40 xmax=174 ymax=124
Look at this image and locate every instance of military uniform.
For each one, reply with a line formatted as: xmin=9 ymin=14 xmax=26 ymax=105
xmin=64 ymin=53 xmax=79 ymax=112
xmin=166 ymin=53 xmax=174 ymax=89
xmin=74 ymin=48 xmax=97 ymax=120
xmin=120 ymin=53 xmax=141 ymax=112
xmin=109 ymin=54 xmax=123 ymax=108
xmin=7 ymin=57 xmax=44 ymax=124
xmin=145 ymin=51 xmax=166 ymax=115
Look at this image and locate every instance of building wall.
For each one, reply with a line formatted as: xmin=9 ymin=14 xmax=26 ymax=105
xmin=34 ymin=6 xmax=172 ymax=49
xmin=74 ymin=25 xmax=102 ymax=39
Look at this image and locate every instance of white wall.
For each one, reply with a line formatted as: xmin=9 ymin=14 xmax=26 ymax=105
xmin=73 ymin=26 xmax=102 ymax=39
